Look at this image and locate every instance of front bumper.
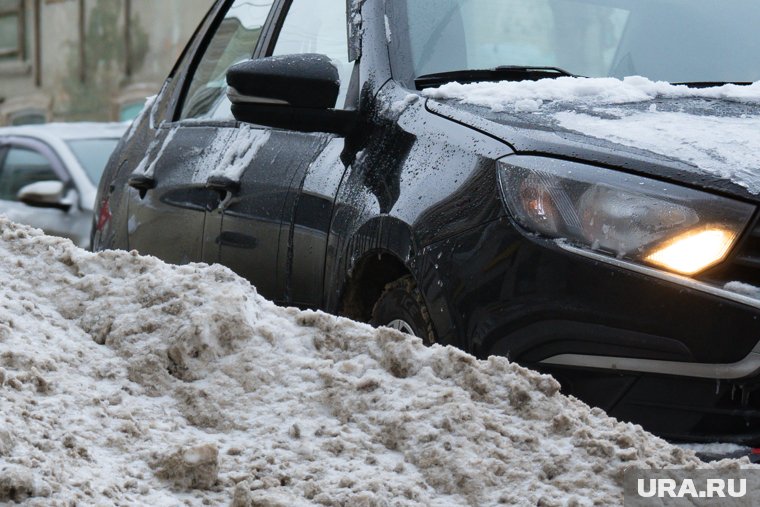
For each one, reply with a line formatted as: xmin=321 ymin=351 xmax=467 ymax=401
xmin=424 ymin=216 xmax=760 ymax=444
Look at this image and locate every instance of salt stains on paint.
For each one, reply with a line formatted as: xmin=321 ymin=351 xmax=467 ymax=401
xmin=208 ymin=126 xmax=270 ymax=183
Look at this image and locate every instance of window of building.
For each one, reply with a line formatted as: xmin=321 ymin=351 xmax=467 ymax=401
xmin=0 ymin=0 xmax=24 ymax=61
xmin=10 ymin=110 xmax=46 ymax=125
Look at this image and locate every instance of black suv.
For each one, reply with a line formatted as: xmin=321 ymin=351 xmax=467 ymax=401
xmin=93 ymin=0 xmax=760 ymax=444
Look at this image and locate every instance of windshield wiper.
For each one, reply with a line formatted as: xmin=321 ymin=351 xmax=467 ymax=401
xmin=415 ymin=66 xmax=578 ymax=90
xmin=671 ymin=81 xmax=754 ymax=88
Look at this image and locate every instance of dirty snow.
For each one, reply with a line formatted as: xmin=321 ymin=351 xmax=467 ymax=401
xmin=555 ymin=110 xmax=760 ymax=194
xmin=678 ymin=443 xmax=750 ymax=456
xmin=725 ymin=281 xmax=760 ymax=299
xmin=423 ymin=76 xmax=760 ymax=113
xmin=0 ymin=219 xmax=748 ymax=505
xmin=209 ymin=126 xmax=270 ymax=182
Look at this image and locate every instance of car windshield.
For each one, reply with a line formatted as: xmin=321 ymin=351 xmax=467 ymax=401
xmin=66 ymin=139 xmax=120 ymax=183
xmin=389 ymin=0 xmax=760 ymax=84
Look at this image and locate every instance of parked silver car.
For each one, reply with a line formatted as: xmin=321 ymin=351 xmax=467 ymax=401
xmin=0 ymin=123 xmax=125 ymax=248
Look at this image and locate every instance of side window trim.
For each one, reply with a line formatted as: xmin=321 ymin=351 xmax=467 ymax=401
xmin=0 ymin=146 xmax=8 ymax=173
xmin=253 ymin=0 xmax=289 ymax=59
xmin=172 ymin=0 xmax=285 ymax=123
xmin=266 ymin=0 xmax=357 ymax=110
xmin=259 ymin=0 xmax=292 ymax=58
xmin=167 ymin=2 xmax=224 ymax=80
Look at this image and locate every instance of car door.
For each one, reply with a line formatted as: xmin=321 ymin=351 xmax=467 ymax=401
xmin=125 ymin=0 xmax=276 ymax=266
xmin=211 ymin=0 xmax=356 ymax=305
xmin=0 ymin=139 xmax=84 ymax=243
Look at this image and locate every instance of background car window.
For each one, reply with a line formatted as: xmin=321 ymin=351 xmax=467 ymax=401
xmin=180 ymin=0 xmax=274 ymax=121
xmin=0 ymin=147 xmax=60 ymax=201
xmin=272 ymin=0 xmax=352 ymax=108
xmin=66 ymin=138 xmax=120 ymax=184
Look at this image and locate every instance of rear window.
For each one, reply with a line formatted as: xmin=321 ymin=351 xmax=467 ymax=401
xmin=66 ymin=139 xmax=120 ymax=183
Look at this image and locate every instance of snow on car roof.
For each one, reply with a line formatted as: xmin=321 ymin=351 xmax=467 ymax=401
xmin=0 ymin=122 xmax=127 ymax=141
xmin=0 ymin=218 xmax=749 ymax=505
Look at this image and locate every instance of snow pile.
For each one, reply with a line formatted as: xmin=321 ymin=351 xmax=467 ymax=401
xmin=555 ymin=109 xmax=760 ymax=194
xmin=725 ymin=281 xmax=760 ymax=299
xmin=422 ymin=76 xmax=760 ymax=112
xmin=0 ymin=219 xmax=746 ymax=505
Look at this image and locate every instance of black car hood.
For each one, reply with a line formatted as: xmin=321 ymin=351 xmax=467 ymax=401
xmin=426 ymin=97 xmax=760 ymax=202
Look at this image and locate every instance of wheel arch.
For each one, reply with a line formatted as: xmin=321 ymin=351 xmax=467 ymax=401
xmin=333 ymin=215 xmax=458 ymax=346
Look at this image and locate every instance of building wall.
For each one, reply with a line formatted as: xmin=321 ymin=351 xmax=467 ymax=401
xmin=0 ymin=0 xmax=214 ymax=125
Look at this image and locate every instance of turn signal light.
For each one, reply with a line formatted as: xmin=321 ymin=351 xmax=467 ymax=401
xmin=645 ymin=228 xmax=736 ymax=275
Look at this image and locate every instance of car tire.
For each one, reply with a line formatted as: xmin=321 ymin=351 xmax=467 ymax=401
xmin=370 ymin=275 xmax=436 ymax=344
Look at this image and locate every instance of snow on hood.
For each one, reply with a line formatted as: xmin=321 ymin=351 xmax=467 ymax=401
xmin=0 ymin=219 xmax=746 ymax=505
xmin=422 ymin=76 xmax=760 ymax=113
xmin=424 ymin=76 xmax=760 ymax=195
xmin=555 ymin=109 xmax=760 ymax=194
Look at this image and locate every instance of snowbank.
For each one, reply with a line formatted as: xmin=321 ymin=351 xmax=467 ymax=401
xmin=422 ymin=76 xmax=760 ymax=112
xmin=0 ymin=219 xmax=745 ymax=505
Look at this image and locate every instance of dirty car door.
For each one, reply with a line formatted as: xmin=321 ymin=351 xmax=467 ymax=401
xmin=214 ymin=0 xmax=354 ymax=305
xmin=125 ymin=0 xmax=275 ymax=266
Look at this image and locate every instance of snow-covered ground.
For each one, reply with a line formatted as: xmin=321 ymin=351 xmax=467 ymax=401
xmin=0 ymin=219 xmax=748 ymax=506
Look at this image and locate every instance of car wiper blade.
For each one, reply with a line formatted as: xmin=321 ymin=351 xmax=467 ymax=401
xmin=415 ymin=66 xmax=578 ymax=90
xmin=671 ymin=81 xmax=754 ymax=88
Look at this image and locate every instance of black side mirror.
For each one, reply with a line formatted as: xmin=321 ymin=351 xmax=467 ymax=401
xmin=227 ymin=54 xmax=357 ymax=136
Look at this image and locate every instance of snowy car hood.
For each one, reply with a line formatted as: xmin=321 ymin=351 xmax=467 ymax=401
xmin=423 ymin=78 xmax=760 ymax=200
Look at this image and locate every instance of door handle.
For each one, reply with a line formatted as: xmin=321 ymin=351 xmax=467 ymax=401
xmin=206 ymin=176 xmax=240 ymax=193
xmin=128 ymin=174 xmax=156 ymax=199
xmin=206 ymin=176 xmax=241 ymax=210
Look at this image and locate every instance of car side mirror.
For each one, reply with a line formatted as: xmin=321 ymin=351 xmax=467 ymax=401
xmin=227 ymin=53 xmax=357 ymax=136
xmin=18 ymin=180 xmax=72 ymax=211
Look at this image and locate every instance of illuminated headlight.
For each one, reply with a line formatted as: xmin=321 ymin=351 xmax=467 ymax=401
xmin=497 ymin=157 xmax=755 ymax=276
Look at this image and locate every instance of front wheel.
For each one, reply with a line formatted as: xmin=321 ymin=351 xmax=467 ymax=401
xmin=370 ymin=275 xmax=436 ymax=344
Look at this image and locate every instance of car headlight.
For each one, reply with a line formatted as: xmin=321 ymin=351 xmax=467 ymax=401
xmin=497 ymin=157 xmax=755 ymax=276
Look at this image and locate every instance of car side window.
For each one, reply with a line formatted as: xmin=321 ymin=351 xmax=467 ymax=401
xmin=0 ymin=147 xmax=60 ymax=202
xmin=272 ymin=0 xmax=353 ymax=108
xmin=180 ymin=0 xmax=275 ymax=121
